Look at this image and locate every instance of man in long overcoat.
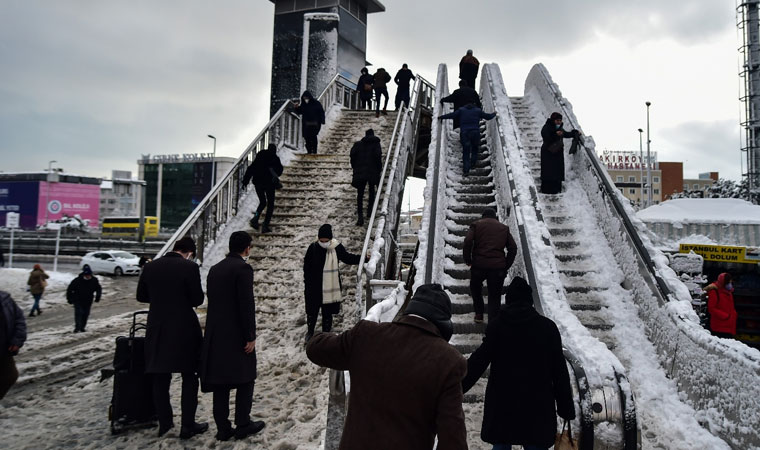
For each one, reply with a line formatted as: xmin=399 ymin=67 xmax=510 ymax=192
xmin=393 ymin=63 xmax=416 ymax=110
xmin=293 ymin=90 xmax=325 ymax=154
xmin=306 ymin=284 xmax=468 ymax=450
xmin=200 ymin=231 xmax=265 ymax=441
xmin=459 ymin=49 xmax=480 ymax=88
xmin=350 ymin=129 xmax=383 ymax=226
xmin=540 ymin=112 xmax=579 ymax=194
xmin=440 ymin=80 xmax=482 ymax=129
xmin=137 ymin=237 xmax=207 ymax=439
xmin=462 ymin=277 xmax=575 ymax=449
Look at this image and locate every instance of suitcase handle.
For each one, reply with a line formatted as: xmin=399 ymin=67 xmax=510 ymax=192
xmin=130 ymin=311 xmax=149 ymax=338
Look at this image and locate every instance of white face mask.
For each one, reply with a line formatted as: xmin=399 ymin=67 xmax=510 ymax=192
xmin=318 ymin=241 xmax=331 ymax=249
xmin=304 ymin=98 xmax=310 ymax=104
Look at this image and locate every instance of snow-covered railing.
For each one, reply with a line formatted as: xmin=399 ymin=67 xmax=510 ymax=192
xmin=526 ymin=63 xmax=760 ymax=448
xmin=412 ymin=64 xmax=451 ymax=291
xmin=156 ymin=74 xmax=359 ymax=262
xmin=364 ymin=281 xmax=407 ymax=323
xmin=481 ymin=64 xmax=637 ymax=450
xmin=355 ymin=75 xmax=436 ymax=313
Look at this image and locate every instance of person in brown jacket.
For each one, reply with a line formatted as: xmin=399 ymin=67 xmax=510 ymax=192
xmin=27 ymin=264 xmax=49 ymax=317
xmin=459 ymin=49 xmax=480 ymax=89
xmin=464 ymin=208 xmax=518 ymax=323
xmin=306 ymin=284 xmax=468 ymax=450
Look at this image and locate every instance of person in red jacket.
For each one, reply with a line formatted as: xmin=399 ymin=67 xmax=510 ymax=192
xmin=705 ymin=272 xmax=737 ymax=339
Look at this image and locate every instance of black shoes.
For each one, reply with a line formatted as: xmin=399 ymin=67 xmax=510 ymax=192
xmin=179 ymin=421 xmax=209 ymax=439
xmin=235 ymin=420 xmax=265 ymax=440
xmin=215 ymin=427 xmax=235 ymax=441
xmin=157 ymin=423 xmax=174 ymax=437
xmin=304 ymin=330 xmax=314 ymax=347
xmin=261 ymin=224 xmax=272 ymax=233
xmin=249 ymin=212 xmax=260 ymax=230
xmin=356 ymin=218 xmax=364 ymax=226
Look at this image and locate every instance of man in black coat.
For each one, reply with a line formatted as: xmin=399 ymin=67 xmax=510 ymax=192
xmin=459 ymin=49 xmax=480 ymax=89
xmin=242 ymin=143 xmax=284 ymax=234
xmin=137 ymin=237 xmax=208 ymax=439
xmin=350 ymin=129 xmax=383 ymax=226
xmin=303 ymin=224 xmax=362 ymax=344
xmin=66 ymin=265 xmax=102 ymax=333
xmin=462 ymin=277 xmax=575 ymax=449
xmin=293 ymin=90 xmax=325 ymax=154
xmin=0 ymin=291 xmax=26 ymax=400
xmin=358 ymin=67 xmax=374 ymax=111
xmin=393 ymin=63 xmax=416 ymax=110
xmin=540 ymin=112 xmax=579 ymax=194
xmin=200 ymin=231 xmax=265 ymax=441
xmin=440 ymin=80 xmax=482 ymax=129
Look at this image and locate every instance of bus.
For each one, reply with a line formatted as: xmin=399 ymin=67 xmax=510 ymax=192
xmin=102 ymin=216 xmax=159 ymax=238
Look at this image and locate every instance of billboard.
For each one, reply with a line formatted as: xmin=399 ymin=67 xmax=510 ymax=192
xmin=37 ymin=182 xmax=100 ymax=228
xmin=680 ymin=243 xmax=760 ymax=265
xmin=0 ymin=182 xmax=40 ymax=230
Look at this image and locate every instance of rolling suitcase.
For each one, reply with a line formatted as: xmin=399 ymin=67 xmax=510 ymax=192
xmin=109 ymin=311 xmax=156 ymax=435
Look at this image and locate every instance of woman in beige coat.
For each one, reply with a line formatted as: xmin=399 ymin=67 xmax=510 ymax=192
xmin=27 ymin=264 xmax=49 ymax=317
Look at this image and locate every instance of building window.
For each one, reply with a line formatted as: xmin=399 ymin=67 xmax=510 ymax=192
xmin=683 ymin=184 xmax=689 ymax=190
xmin=644 ymin=189 xmax=649 ymax=194
xmin=653 ymin=177 xmax=660 ymax=183
xmin=693 ymin=184 xmax=699 ymax=190
xmin=654 ymin=189 xmax=660 ymax=194
xmin=629 ymin=188 xmax=636 ymax=194
xmin=642 ymin=176 xmax=648 ymax=183
xmin=628 ymin=176 xmax=636 ymax=182
xmin=616 ymin=176 xmax=623 ymax=182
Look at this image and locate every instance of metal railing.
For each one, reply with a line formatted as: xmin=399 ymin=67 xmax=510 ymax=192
xmin=354 ymin=75 xmax=436 ymax=313
xmin=156 ymin=74 xmax=359 ymax=261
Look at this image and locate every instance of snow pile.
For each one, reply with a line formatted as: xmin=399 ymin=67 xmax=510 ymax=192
xmin=0 ymin=268 xmax=77 ymax=310
xmin=638 ymin=198 xmax=760 ymax=224
xmin=364 ymin=281 xmax=407 ymax=323
xmin=521 ymin=63 xmax=759 ymax=448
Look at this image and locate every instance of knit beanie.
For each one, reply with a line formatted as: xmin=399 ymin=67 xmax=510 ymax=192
xmin=318 ymin=224 xmax=333 ymax=239
xmin=404 ymin=284 xmax=454 ymax=341
xmin=550 ymin=112 xmax=562 ymax=121
xmin=505 ymin=276 xmax=533 ymax=304
xmin=482 ymin=208 xmax=497 ymax=219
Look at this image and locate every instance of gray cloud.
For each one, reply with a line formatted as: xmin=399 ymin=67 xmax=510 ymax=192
xmin=659 ymin=120 xmax=742 ymax=179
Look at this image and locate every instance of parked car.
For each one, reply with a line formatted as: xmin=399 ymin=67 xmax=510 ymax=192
xmin=80 ymin=250 xmax=141 ymax=276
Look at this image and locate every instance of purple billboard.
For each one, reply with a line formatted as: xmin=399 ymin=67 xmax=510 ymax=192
xmin=0 ymin=182 xmax=40 ymax=230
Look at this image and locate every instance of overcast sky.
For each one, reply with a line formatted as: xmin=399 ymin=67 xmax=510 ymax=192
xmin=0 ymin=0 xmax=743 ymax=190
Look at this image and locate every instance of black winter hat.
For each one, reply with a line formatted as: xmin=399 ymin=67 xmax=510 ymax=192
xmin=365 ymin=129 xmax=374 ymax=137
xmin=404 ymin=284 xmax=454 ymax=341
xmin=318 ymin=224 xmax=333 ymax=239
xmin=505 ymin=276 xmax=533 ymax=304
xmin=550 ymin=112 xmax=562 ymax=121
xmin=267 ymin=143 xmax=277 ymax=152
xmin=482 ymin=208 xmax=497 ymax=219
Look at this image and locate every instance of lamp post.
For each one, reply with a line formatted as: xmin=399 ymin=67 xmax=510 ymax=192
xmin=207 ymin=135 xmax=216 ymax=187
xmin=645 ymin=101 xmax=652 ymax=207
xmin=638 ymin=128 xmax=644 ymax=208
xmin=45 ymin=160 xmax=57 ymax=225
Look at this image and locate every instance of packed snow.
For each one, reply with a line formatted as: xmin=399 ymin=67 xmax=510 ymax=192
xmin=637 ymin=198 xmax=760 ymax=224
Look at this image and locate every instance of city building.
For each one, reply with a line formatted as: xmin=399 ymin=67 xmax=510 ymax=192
xmin=137 ymin=153 xmax=235 ymax=230
xmin=100 ymin=170 xmax=144 ymax=221
xmin=0 ymin=172 xmax=101 ymax=230
xmin=599 ymin=150 xmax=662 ymax=206
xmin=268 ymin=0 xmax=386 ymax=115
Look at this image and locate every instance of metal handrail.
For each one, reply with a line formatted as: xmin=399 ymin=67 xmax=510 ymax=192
xmin=354 ymin=75 xmax=436 ymax=313
xmin=156 ymin=73 xmax=359 ymax=261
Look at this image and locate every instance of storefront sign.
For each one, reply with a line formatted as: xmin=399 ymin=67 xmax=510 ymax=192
xmin=140 ymin=153 xmax=215 ymax=164
xmin=679 ymin=244 xmax=760 ymax=264
xmin=598 ymin=150 xmax=658 ymax=170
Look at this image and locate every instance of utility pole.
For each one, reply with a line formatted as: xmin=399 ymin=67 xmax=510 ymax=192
xmin=646 ymin=101 xmax=652 ymax=207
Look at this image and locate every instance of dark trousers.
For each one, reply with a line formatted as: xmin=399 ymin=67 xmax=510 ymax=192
xmin=304 ymin=126 xmax=320 ymax=154
xmin=152 ymin=372 xmax=199 ymax=428
xmin=255 ymin=185 xmax=275 ymax=226
xmin=360 ymin=98 xmax=373 ymax=110
xmin=74 ymin=302 xmax=92 ymax=332
xmin=213 ymin=381 xmax=254 ymax=433
xmin=30 ymin=294 xmax=42 ymax=315
xmin=307 ymin=309 xmax=334 ymax=334
xmin=374 ymin=87 xmax=389 ymax=112
xmin=395 ymin=88 xmax=410 ymax=109
xmin=470 ymin=267 xmax=506 ymax=321
xmin=0 ymin=355 xmax=18 ymax=400
xmin=355 ymin=180 xmax=377 ymax=220
xmin=460 ymin=129 xmax=481 ymax=174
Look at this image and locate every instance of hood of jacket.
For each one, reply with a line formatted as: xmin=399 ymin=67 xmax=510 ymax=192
xmin=361 ymin=135 xmax=380 ymax=145
xmin=705 ymin=273 xmax=732 ymax=292
xmin=498 ymin=303 xmax=540 ymax=325
xmin=301 ymin=90 xmax=314 ymax=101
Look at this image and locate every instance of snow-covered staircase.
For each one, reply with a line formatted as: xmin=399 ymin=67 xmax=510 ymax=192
xmin=510 ymin=96 xmax=618 ymax=349
xmin=439 ymin=121 xmax=499 ymax=448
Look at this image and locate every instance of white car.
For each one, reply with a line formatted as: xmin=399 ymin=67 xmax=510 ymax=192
xmin=80 ymin=250 xmax=141 ymax=276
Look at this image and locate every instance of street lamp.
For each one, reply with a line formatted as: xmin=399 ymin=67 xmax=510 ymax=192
xmin=645 ymin=101 xmax=652 ymax=207
xmin=638 ymin=128 xmax=644 ymax=207
xmin=45 ymin=160 xmax=57 ymax=225
xmin=207 ymin=135 xmax=216 ymax=187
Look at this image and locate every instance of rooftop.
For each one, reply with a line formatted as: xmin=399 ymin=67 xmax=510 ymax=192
xmin=268 ymin=0 xmax=385 ymax=14
xmin=637 ymin=198 xmax=760 ymax=225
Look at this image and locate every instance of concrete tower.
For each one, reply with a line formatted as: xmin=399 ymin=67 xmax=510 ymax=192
xmin=267 ymin=0 xmax=385 ymax=115
xmin=738 ymin=0 xmax=760 ymax=203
